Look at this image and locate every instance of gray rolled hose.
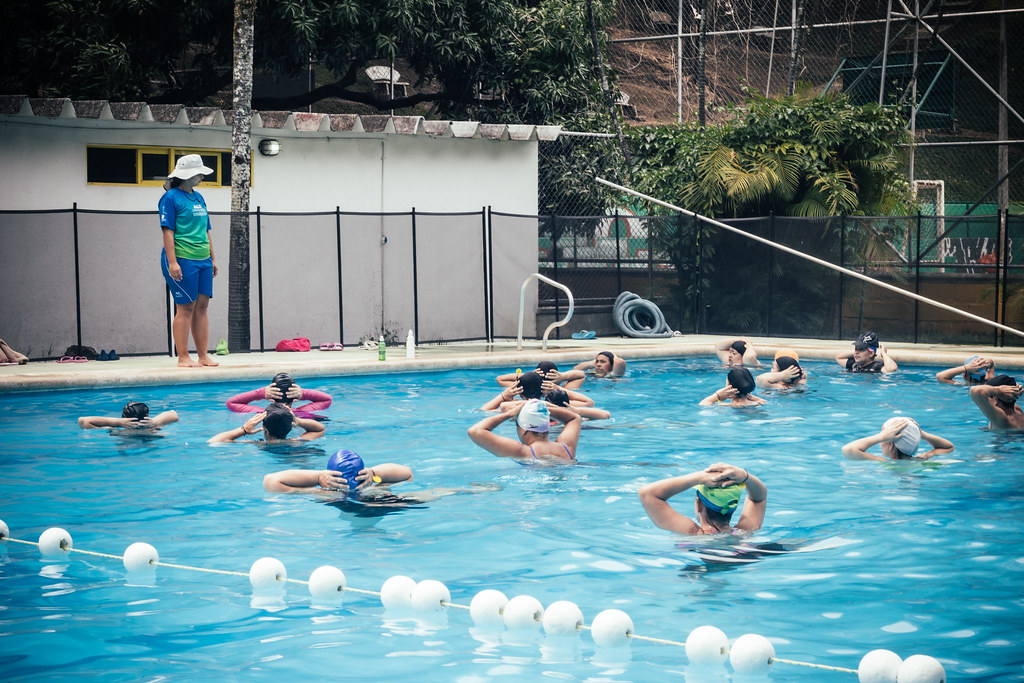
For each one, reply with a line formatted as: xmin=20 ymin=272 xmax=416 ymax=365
xmin=613 ymin=291 xmax=673 ymax=338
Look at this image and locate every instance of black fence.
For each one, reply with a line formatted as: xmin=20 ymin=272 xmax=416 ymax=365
xmin=539 ymin=210 xmax=1024 ymax=347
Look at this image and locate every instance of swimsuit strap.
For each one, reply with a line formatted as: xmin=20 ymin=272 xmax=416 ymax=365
xmin=530 ymin=446 xmax=538 ymax=459
xmin=562 ymin=443 xmax=574 ymax=460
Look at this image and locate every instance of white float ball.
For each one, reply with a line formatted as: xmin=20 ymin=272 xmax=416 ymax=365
xmin=470 ymin=589 xmax=509 ymax=627
xmin=122 ymin=542 xmax=159 ymax=572
xmin=411 ymin=579 xmax=450 ymax=612
xmin=542 ymin=600 xmax=584 ymax=636
xmin=859 ymin=649 xmax=903 ymax=683
xmin=729 ymin=633 xmax=775 ymax=675
xmin=590 ymin=608 xmax=634 ymax=648
xmin=897 ymin=655 xmax=946 ymax=683
xmin=308 ymin=565 xmax=346 ymax=600
xmin=380 ymin=575 xmax=417 ymax=610
xmin=0 ymin=519 xmax=9 ymax=540
xmin=248 ymin=557 xmax=287 ymax=588
xmin=686 ymin=625 xmax=729 ymax=666
xmin=503 ymin=594 xmax=544 ymax=630
xmin=38 ymin=528 xmax=72 ymax=557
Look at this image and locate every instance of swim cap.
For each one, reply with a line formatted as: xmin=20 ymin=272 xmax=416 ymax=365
xmin=597 ymin=351 xmax=615 ymax=364
xmin=774 ymin=348 xmax=799 ymax=361
xmin=327 ymin=449 xmax=365 ymax=490
xmin=695 ymin=484 xmax=743 ymax=515
xmin=516 ymin=371 xmax=544 ymax=399
xmin=545 ymin=388 xmax=571 ymax=407
xmin=262 ymin=403 xmax=294 ymax=439
xmin=516 ymin=399 xmax=550 ymax=433
xmin=729 ymin=341 xmax=747 ymax=356
xmin=272 ymin=372 xmax=295 ymax=401
xmin=727 ymin=367 xmax=756 ymax=396
xmin=536 ymin=361 xmax=559 ymax=375
xmin=883 ymin=417 xmax=921 ymax=456
xmin=774 ymin=355 xmax=803 ymax=381
xmin=122 ymin=401 xmax=149 ymax=420
xmin=964 ymin=356 xmax=986 ymax=381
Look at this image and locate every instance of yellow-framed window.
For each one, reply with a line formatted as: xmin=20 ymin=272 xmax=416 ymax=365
xmin=86 ymin=146 xmax=250 ymax=187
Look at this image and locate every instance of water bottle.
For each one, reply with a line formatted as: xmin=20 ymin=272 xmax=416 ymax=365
xmin=377 ymin=335 xmax=386 ymax=361
xmin=406 ymin=329 xmax=415 ymax=359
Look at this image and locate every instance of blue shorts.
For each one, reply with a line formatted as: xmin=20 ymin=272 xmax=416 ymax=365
xmin=162 ymin=251 xmax=213 ymax=304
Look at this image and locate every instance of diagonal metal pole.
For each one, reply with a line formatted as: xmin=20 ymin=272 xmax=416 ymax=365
xmin=595 ymin=177 xmax=1024 ymax=339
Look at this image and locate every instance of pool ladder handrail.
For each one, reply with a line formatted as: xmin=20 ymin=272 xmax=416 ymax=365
xmin=517 ymin=273 xmax=574 ymax=352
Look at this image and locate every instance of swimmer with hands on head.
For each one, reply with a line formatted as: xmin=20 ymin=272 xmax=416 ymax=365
xmin=226 ymin=372 xmax=332 ymax=419
xmin=264 ymin=449 xmax=411 ymax=493
xmin=563 ymin=351 xmax=627 ymax=389
xmin=468 ymin=398 xmax=581 ymax=461
xmin=936 ymin=355 xmax=995 ymax=386
xmin=699 ymin=368 xmax=766 ymax=406
xmin=496 ymin=361 xmax=584 ymax=389
xmin=638 ymin=463 xmax=767 ymax=535
xmin=969 ymin=374 xmax=1024 ymax=430
xmin=841 ymin=417 xmax=953 ymax=461
xmin=755 ymin=349 xmax=807 ymax=390
xmin=208 ymin=402 xmax=325 ymax=443
xmin=714 ymin=338 xmax=761 ymax=367
xmin=78 ymin=401 xmax=178 ymax=431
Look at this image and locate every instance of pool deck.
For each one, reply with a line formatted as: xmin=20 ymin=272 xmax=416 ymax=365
xmin=4 ymin=334 xmax=1024 ymax=392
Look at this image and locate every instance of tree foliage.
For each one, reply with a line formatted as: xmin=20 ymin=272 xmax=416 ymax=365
xmin=626 ymin=94 xmax=911 ymax=219
xmin=0 ymin=0 xmax=616 ymax=124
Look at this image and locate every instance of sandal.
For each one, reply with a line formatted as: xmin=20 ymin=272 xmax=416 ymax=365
xmin=359 ymin=340 xmax=378 ymax=351
xmin=57 ymin=356 xmax=75 ymax=363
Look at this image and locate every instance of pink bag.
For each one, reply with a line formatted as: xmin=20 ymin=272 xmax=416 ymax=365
xmin=275 ymin=337 xmax=311 ymax=352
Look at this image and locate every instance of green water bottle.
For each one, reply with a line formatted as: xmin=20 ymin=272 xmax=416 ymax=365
xmin=377 ymin=335 xmax=386 ymax=361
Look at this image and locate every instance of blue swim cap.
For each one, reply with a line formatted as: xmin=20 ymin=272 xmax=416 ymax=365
xmin=327 ymin=449 xmax=365 ymax=492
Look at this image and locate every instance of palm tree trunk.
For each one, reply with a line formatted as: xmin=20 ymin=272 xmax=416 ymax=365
xmin=229 ymin=0 xmax=255 ymax=352
xmin=786 ymin=0 xmax=807 ymax=96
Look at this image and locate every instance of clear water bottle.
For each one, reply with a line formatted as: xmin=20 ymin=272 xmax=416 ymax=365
xmin=406 ymin=330 xmax=415 ymax=359
xmin=377 ymin=335 xmax=386 ymax=361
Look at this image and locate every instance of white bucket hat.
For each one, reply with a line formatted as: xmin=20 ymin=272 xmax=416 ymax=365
xmin=169 ymin=154 xmax=214 ymax=180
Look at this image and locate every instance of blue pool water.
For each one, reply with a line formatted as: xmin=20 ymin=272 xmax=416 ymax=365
xmin=1 ymin=359 xmax=1023 ymax=681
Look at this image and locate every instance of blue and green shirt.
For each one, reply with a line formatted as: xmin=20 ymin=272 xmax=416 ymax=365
xmin=159 ymin=188 xmax=211 ymax=260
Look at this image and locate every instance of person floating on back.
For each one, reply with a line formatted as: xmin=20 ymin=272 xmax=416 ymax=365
xmin=699 ymin=367 xmax=766 ymax=407
xmin=638 ymin=463 xmax=767 ymax=535
xmin=78 ymin=401 xmax=178 ymax=433
xmin=714 ymin=338 xmax=761 ymax=368
xmin=969 ymin=374 xmax=1024 ymax=430
xmin=835 ymin=331 xmax=898 ymax=373
xmin=936 ymin=355 xmax=995 ymax=385
xmin=841 ymin=417 xmax=954 ymax=461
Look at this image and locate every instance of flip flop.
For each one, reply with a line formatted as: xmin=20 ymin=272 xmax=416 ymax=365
xmin=330 ymin=343 xmax=343 ymax=351
xmin=359 ymin=340 xmax=378 ymax=350
xmin=571 ymin=330 xmax=597 ymax=340
xmin=73 ymin=356 xmax=89 ymax=363
xmin=0 ymin=360 xmax=17 ymax=366
xmin=319 ymin=343 xmax=332 ymax=351
xmin=57 ymin=356 xmax=75 ymax=363
xmin=97 ymin=350 xmax=110 ymax=361
xmin=108 ymin=349 xmax=120 ymax=360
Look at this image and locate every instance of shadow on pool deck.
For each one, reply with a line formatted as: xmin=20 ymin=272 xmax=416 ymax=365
xmin=3 ymin=334 xmax=1024 ymax=392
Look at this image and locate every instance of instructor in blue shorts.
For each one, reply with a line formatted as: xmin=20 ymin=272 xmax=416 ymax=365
xmin=160 ymin=154 xmax=219 ymax=368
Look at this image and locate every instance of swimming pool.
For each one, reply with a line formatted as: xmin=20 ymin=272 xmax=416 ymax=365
xmin=1 ymin=359 xmax=1022 ymax=681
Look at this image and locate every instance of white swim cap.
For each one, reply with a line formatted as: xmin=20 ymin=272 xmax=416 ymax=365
xmin=516 ymin=399 xmax=550 ymax=433
xmin=883 ymin=417 xmax=921 ymax=456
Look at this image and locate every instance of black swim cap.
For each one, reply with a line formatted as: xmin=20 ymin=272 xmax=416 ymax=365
xmin=536 ymin=361 xmax=559 ymax=375
xmin=545 ymin=388 xmax=571 ymax=407
xmin=729 ymin=341 xmax=747 ymax=356
xmin=122 ymin=401 xmax=149 ymax=420
xmin=516 ymin=371 xmax=544 ymax=399
xmin=597 ymin=351 xmax=615 ymax=364
xmin=775 ymin=355 xmax=803 ymax=380
xmin=986 ymin=374 xmax=1019 ymax=404
xmin=263 ymin=403 xmax=294 ymax=439
xmin=273 ymin=372 xmax=295 ymax=403
xmin=727 ymin=367 xmax=756 ymax=396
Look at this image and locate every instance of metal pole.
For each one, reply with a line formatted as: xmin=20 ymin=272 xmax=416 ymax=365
xmin=411 ymin=208 xmax=419 ymax=344
xmin=256 ymin=207 xmax=264 ymax=352
xmin=839 ymin=213 xmax=846 ymax=340
xmin=998 ymin=0 xmax=1009 ymax=212
xmin=488 ymin=208 xmax=495 ymax=341
xmin=336 ymin=206 xmax=344 ymax=346
xmin=551 ymin=214 xmax=560 ymax=327
xmin=615 ymin=208 xmax=623 ymax=297
xmin=879 ymin=0 xmax=893 ymax=105
xmin=908 ymin=0 xmax=919 ymax=183
xmin=914 ymin=211 xmax=921 ymax=343
xmin=677 ymin=0 xmax=683 ymax=123
xmin=72 ymin=202 xmax=82 ymax=349
xmin=698 ymin=0 xmax=706 ymax=126
xmin=692 ymin=212 xmax=701 ymax=333
xmin=482 ymin=207 xmax=490 ymax=343
xmin=768 ymin=212 xmax=775 ymax=335
xmin=994 ymin=210 xmax=1004 ymax=347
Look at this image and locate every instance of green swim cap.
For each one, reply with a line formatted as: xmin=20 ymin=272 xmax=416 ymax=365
xmin=695 ymin=484 xmax=744 ymax=515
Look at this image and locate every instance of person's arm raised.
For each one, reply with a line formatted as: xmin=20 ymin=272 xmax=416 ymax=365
xmin=467 ymin=405 xmax=530 ymax=458
xmin=638 ymin=471 xmax=707 ymax=534
xmin=917 ymin=429 xmax=954 ymax=459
